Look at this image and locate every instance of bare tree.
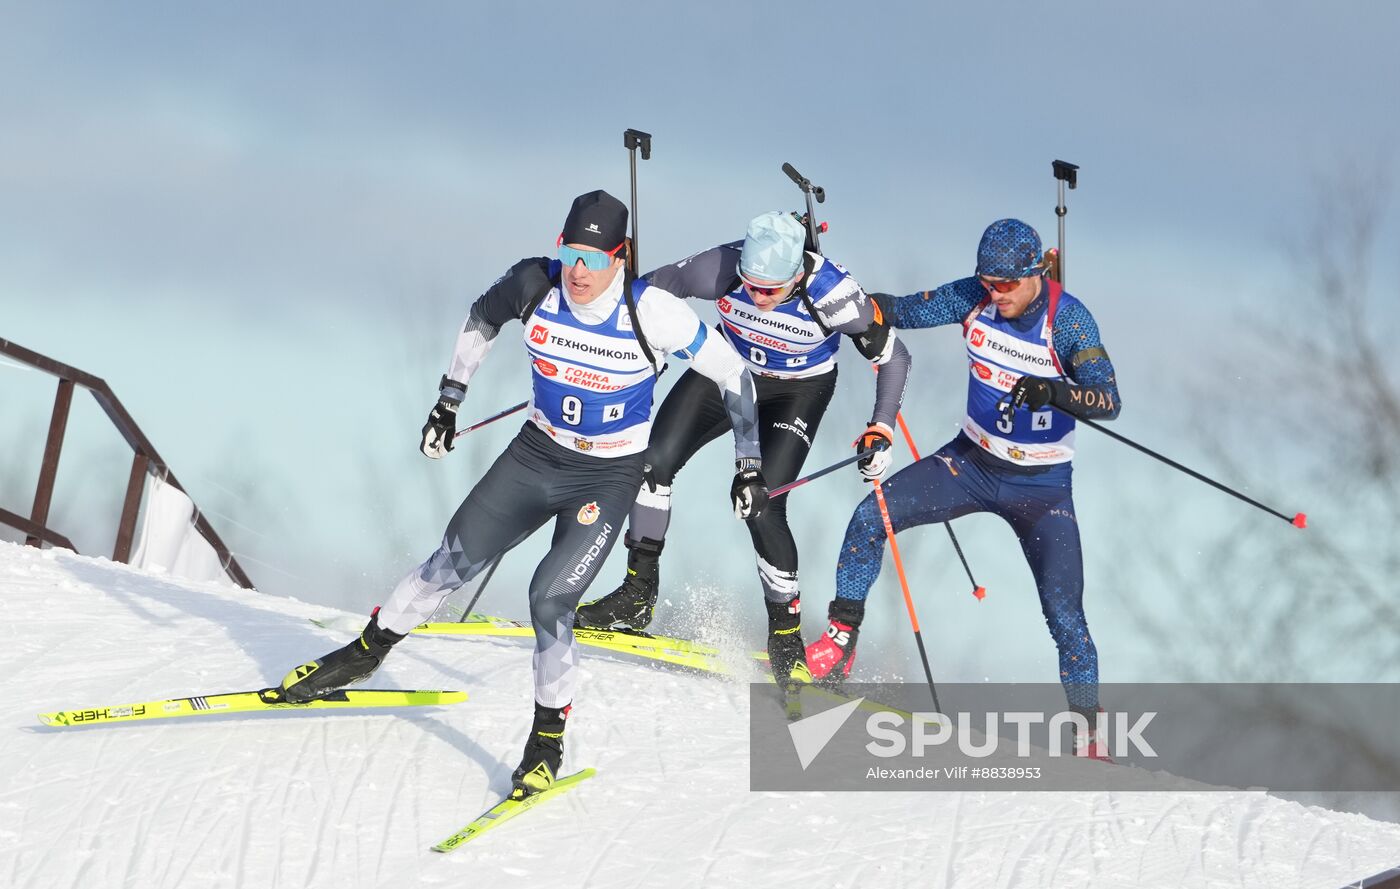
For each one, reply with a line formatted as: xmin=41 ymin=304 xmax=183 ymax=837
xmin=1111 ymin=169 xmax=1400 ymax=819
xmin=1122 ymin=167 xmax=1400 ymax=683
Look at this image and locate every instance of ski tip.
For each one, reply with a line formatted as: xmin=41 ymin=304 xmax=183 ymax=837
xmin=973 ymin=585 xmax=987 ymax=601
xmin=1292 ymin=512 xmax=1307 ymax=529
xmin=429 ymin=766 xmax=598 ymax=852
xmin=37 ymin=713 xmax=65 ymax=727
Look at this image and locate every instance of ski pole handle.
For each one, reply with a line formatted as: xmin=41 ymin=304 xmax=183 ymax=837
xmin=453 ymin=401 xmax=529 ymax=439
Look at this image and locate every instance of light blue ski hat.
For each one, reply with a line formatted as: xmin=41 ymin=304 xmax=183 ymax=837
xmin=976 ymin=219 xmax=1046 ymax=279
xmin=739 ymin=211 xmax=806 ymax=284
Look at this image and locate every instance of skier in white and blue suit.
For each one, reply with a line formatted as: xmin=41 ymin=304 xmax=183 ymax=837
xmin=278 ymin=190 xmax=765 ymax=796
xmin=806 ymin=220 xmax=1121 ymax=753
xmin=578 ymin=211 xmax=911 ymax=688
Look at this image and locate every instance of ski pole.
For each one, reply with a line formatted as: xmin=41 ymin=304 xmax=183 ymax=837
xmin=773 ymin=430 xmax=988 ymax=597
xmin=623 ymin=128 xmax=652 ymax=274
xmin=457 ymin=553 xmax=503 ymax=621
xmin=1051 ymin=160 xmax=1078 ymax=285
xmin=890 ymin=411 xmax=987 ymax=601
xmin=872 ymin=359 xmax=987 ymax=601
xmin=446 ymin=400 xmax=532 ymax=618
xmin=872 ymin=478 xmax=942 ymax=712
xmin=769 ymin=452 xmax=866 ymax=498
xmin=453 ymin=401 xmax=528 ymax=440
xmin=1063 ymin=409 xmax=1307 ymax=528
xmin=1042 ymin=164 xmax=1299 ymax=523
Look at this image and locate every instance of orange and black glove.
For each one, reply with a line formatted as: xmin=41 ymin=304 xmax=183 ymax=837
xmin=854 ymin=424 xmax=894 ymax=481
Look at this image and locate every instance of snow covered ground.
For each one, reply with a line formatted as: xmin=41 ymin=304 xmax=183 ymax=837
xmin=2 ymin=541 xmax=1397 ymax=889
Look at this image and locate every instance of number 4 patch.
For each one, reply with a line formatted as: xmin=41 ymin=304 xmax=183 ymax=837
xmin=603 ymin=403 xmax=625 ymax=422
xmin=1032 ymin=411 xmax=1053 ymax=430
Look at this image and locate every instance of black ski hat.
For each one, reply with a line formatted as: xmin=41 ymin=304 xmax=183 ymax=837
xmin=561 ymin=190 xmax=628 ymax=251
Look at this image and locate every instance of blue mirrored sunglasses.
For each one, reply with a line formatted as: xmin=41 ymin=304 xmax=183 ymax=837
xmin=559 ymin=241 xmax=623 ymax=271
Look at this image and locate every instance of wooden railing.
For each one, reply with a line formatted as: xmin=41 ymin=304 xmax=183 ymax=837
xmin=0 ymin=338 xmax=255 ymax=589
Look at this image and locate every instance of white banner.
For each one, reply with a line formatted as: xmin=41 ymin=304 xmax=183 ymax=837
xmin=131 ymin=474 xmax=236 ymax=586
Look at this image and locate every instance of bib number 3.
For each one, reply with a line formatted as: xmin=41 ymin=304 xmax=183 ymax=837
xmin=995 ymin=399 xmax=1014 ymax=434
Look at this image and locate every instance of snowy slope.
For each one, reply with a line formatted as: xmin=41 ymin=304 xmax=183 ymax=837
xmin=1 ymin=541 xmax=1398 ymax=889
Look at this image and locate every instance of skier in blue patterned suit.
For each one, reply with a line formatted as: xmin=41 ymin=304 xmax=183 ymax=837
xmin=577 ymin=211 xmax=911 ymax=687
xmin=805 ymin=219 xmax=1121 ymax=754
xmin=277 ymin=190 xmax=766 ymax=795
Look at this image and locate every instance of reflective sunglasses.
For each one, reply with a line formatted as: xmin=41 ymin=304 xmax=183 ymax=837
xmin=739 ymin=271 xmax=798 ymax=297
xmin=558 ymin=238 xmax=624 ymax=271
xmin=979 ymin=276 xmax=1022 ymax=294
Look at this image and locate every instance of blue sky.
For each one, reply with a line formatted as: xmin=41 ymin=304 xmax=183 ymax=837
xmin=2 ymin=2 xmax=1397 ymax=684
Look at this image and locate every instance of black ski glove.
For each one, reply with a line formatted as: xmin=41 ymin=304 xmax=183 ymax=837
xmin=731 ymin=463 xmax=769 ymax=521
xmin=420 ymin=400 xmax=458 ymax=458
xmin=1003 ymin=375 xmax=1068 ymax=420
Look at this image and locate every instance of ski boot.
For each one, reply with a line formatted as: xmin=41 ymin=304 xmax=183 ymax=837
xmin=805 ymin=599 xmax=864 ymax=686
xmin=1073 ymin=707 xmax=1114 ymax=763
xmin=766 ymin=596 xmax=809 ymax=694
xmin=576 ymin=537 xmax=662 ymax=630
xmin=511 ymin=702 xmax=571 ymax=798
xmin=279 ymin=610 xmax=405 ymax=703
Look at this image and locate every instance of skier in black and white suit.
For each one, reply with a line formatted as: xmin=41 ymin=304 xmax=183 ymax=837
xmin=578 ymin=211 xmax=911 ymax=685
xmin=277 ymin=190 xmax=764 ymax=798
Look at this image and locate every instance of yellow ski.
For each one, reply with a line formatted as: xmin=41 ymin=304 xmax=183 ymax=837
xmin=38 ymin=688 xmax=467 ymax=727
xmin=414 ymin=615 xmax=768 ymax=663
xmin=432 ymin=768 xmax=598 ymax=852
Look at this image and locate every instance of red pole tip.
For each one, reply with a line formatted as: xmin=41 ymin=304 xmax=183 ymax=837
xmin=973 ymin=586 xmax=987 ymax=601
xmin=819 ymin=221 xmax=829 ymax=233
xmin=1292 ymin=512 xmax=1308 ymax=529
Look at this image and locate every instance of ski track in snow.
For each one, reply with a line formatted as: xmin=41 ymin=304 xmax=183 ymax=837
xmin=2 ymin=541 xmax=1399 ymax=889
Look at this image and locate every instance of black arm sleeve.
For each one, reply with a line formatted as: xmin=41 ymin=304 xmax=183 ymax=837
xmin=470 ymin=256 xmax=555 ymax=329
xmin=850 ymin=316 xmax=891 ymax=361
xmin=644 ymin=242 xmax=743 ymax=302
xmin=443 ymin=256 xmax=553 ymax=391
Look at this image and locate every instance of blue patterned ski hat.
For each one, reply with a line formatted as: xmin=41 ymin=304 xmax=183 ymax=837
xmin=976 ymin=219 xmax=1045 ymax=278
xmin=739 ymin=211 xmax=806 ymax=283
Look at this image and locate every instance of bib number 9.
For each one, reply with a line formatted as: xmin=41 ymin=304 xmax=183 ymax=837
xmin=561 ymin=395 xmax=583 ymax=426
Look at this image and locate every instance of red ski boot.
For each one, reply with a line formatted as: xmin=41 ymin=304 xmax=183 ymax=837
xmin=805 ymin=599 xmax=864 ymax=685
